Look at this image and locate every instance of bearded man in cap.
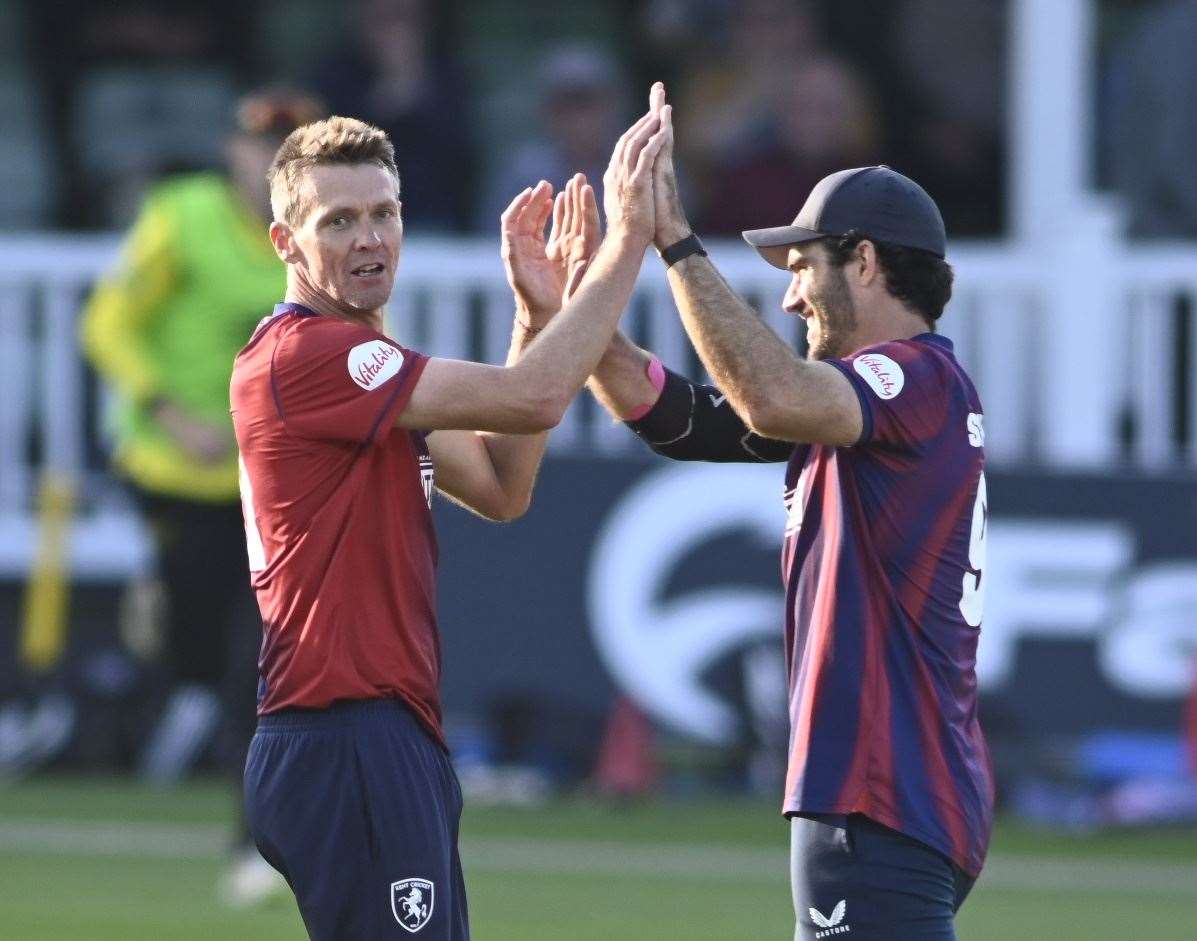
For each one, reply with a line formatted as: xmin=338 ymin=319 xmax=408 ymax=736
xmin=587 ymin=85 xmax=992 ymax=941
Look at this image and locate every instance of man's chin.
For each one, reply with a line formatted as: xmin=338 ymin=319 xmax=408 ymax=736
xmin=342 ymin=285 xmax=393 ymax=313
xmin=807 ymin=341 xmax=843 ymax=362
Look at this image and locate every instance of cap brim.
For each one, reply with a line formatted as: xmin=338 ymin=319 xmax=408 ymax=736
xmin=741 ymin=225 xmax=824 ymax=270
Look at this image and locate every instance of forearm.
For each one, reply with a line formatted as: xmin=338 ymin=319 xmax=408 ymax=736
xmin=666 ymin=256 xmax=805 ymax=429
xmin=588 ymin=331 xmax=659 ymax=420
xmin=624 ymin=363 xmax=794 ymax=463
xmin=477 ymin=320 xmax=550 ymax=513
xmin=509 ymin=230 xmax=646 ymax=412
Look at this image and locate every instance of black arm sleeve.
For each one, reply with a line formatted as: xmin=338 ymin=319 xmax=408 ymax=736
xmin=624 ymin=367 xmax=793 ymax=463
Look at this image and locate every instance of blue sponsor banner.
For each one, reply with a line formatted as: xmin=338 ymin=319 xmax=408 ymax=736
xmin=436 ymin=458 xmax=1197 ymax=743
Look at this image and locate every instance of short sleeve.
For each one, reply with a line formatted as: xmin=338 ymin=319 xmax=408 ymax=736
xmin=271 ymin=319 xmax=428 ymax=444
xmin=827 ymin=340 xmax=949 ymax=452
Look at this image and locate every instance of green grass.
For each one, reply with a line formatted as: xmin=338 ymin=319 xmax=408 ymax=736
xmin=1 ymin=776 xmax=1195 ymax=939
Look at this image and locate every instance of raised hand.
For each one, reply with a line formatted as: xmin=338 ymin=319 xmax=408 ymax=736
xmin=550 ymin=173 xmax=602 ymax=301
xmin=500 ymin=180 xmax=565 ymax=327
xmin=646 ymin=82 xmax=691 ymax=251
xmin=602 ymin=105 xmax=668 ymax=244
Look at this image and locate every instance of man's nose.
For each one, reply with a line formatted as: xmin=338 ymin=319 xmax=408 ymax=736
xmin=782 ymin=276 xmax=808 ymax=317
xmin=355 ymin=225 xmax=382 ymax=250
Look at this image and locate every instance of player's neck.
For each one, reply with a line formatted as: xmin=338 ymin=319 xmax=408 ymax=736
xmin=285 ymin=275 xmax=384 ymax=332
xmin=849 ymin=301 xmax=932 ymax=352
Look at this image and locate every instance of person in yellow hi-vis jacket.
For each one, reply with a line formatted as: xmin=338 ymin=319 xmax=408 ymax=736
xmin=80 ymin=87 xmax=323 ymax=907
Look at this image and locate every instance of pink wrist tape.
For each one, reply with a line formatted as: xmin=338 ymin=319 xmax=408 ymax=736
xmin=624 ymin=355 xmax=666 ymax=421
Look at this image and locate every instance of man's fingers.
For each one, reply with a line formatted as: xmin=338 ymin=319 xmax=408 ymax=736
xmin=527 ymin=180 xmax=554 ymax=236
xmin=499 ymin=187 xmax=534 ymax=232
xmin=612 ymin=109 xmax=660 ymax=171
xmin=633 ymin=123 xmax=670 ymax=180
xmin=581 ymin=183 xmax=600 ymax=249
xmin=561 ymin=173 xmax=578 ymax=239
xmin=569 ymin=173 xmax=586 ymax=237
xmin=649 ymin=81 xmax=665 ymax=116
xmin=558 ymin=175 xmax=575 ymax=239
xmin=653 ymin=104 xmax=675 ymax=171
xmin=547 ymin=190 xmax=566 ymax=245
xmin=622 ymin=114 xmax=662 ymax=173
xmin=519 ymin=180 xmax=551 ymax=236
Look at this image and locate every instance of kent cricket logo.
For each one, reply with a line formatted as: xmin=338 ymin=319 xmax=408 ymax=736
xmin=348 ymin=339 xmax=403 ymax=390
xmin=391 ymin=878 xmax=434 ymax=933
xmin=810 ymin=899 xmax=850 ymax=937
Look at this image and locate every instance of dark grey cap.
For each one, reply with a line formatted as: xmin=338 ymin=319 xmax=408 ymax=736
xmin=742 ymin=166 xmax=946 ymax=269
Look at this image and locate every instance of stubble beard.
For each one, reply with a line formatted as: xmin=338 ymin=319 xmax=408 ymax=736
xmin=805 ymin=267 xmax=857 ymax=361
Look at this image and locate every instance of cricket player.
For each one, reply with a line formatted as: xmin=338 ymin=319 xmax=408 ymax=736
xmin=231 ymin=108 xmax=665 ymax=939
xmin=587 ymin=88 xmax=993 ymax=940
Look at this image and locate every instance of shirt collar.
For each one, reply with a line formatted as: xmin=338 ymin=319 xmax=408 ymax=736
xmin=272 ymin=302 xmax=319 ymax=318
xmin=913 ymin=332 xmax=953 ymax=352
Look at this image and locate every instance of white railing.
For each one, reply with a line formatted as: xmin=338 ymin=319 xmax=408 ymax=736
xmin=0 ymin=232 xmax=1193 ymax=576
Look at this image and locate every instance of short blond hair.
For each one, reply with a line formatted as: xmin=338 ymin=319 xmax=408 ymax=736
xmin=267 ymin=116 xmax=400 ymax=225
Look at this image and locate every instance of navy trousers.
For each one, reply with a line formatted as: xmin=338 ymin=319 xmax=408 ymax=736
xmin=791 ymin=813 xmax=975 ymax=940
xmin=245 ymin=699 xmax=469 ymax=940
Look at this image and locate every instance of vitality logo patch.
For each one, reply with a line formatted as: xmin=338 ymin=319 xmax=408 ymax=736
xmin=853 ymin=353 xmax=904 ymax=400
xmin=391 ymin=878 xmax=434 ymax=933
xmin=349 ymin=340 xmax=403 ymax=391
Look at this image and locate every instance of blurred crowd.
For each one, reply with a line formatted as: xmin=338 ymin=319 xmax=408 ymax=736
xmin=4 ymin=0 xmax=1011 ymax=238
xmin=9 ymin=0 xmax=1197 ymax=239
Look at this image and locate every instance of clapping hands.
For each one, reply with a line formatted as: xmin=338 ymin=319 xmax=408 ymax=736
xmin=500 ymin=172 xmax=601 ymax=327
xmin=500 ymin=82 xmax=689 ymax=324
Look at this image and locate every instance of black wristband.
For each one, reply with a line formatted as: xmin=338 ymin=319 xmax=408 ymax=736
xmin=659 ymin=233 xmax=707 ymax=267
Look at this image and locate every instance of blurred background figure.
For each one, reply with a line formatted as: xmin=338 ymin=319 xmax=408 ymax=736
xmin=1104 ymin=0 xmax=1197 ymax=237
xmin=58 ymin=0 xmax=252 ymax=227
xmin=476 ymin=42 xmax=626 ymax=231
xmin=78 ymin=86 xmax=323 ymax=907
xmin=694 ymin=53 xmax=882 ymax=235
xmin=884 ymin=0 xmax=1005 ymax=235
xmin=308 ymin=0 xmax=475 ymax=233
xmin=667 ymin=0 xmax=827 ymax=228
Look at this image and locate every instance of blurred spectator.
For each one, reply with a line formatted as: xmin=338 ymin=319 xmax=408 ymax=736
xmin=0 ymin=2 xmax=55 ymax=228
xmin=49 ymin=1 xmax=254 ymax=226
xmin=476 ymin=43 xmax=627 ymax=232
xmin=696 ymin=54 xmax=882 ymax=236
xmin=1106 ymin=0 xmax=1197 ymax=237
xmin=885 ymin=0 xmax=1005 ymax=235
xmin=672 ymin=0 xmax=825 ymax=171
xmin=309 ymin=0 xmax=474 ymax=233
xmin=630 ymin=0 xmax=726 ymax=92
xmin=79 ymin=87 xmax=323 ymax=907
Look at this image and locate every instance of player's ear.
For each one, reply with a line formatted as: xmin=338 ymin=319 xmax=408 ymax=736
xmin=270 ymin=220 xmax=301 ymax=265
xmin=855 ymin=239 xmax=880 ymax=286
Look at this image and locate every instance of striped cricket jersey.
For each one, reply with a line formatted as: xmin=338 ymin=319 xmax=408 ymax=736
xmin=781 ymin=333 xmax=993 ymax=877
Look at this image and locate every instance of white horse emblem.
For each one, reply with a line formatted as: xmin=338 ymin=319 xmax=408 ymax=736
xmin=391 ymin=878 xmax=434 ymax=933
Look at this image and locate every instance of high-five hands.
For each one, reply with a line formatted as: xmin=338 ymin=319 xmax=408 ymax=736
xmin=602 ymin=100 xmax=669 ymax=244
xmin=646 ymin=82 xmax=692 ymax=251
xmin=501 ymin=84 xmax=679 ymax=322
